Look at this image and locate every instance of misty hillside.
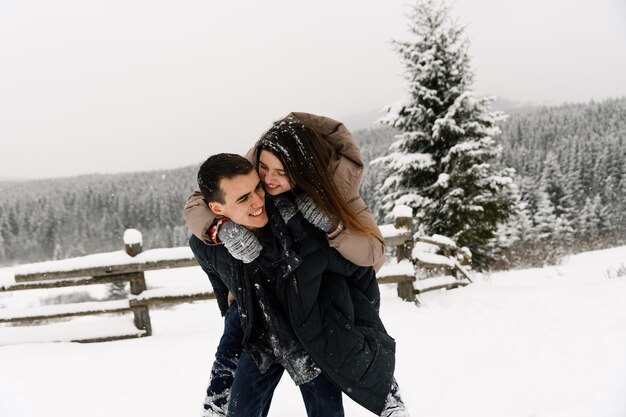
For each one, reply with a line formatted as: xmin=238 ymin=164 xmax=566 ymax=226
xmin=0 ymin=126 xmax=398 ymax=267
xmin=1 ymin=97 xmax=625 ymax=267
xmin=0 ymin=166 xmax=199 ymax=265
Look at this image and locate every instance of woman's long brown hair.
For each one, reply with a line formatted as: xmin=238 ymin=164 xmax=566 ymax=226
xmin=254 ymin=116 xmax=378 ymax=237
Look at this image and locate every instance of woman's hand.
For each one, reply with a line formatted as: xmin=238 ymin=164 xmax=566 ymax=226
xmin=295 ymin=193 xmax=335 ymax=233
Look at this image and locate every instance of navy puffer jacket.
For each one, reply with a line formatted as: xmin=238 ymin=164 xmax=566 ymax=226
xmin=196 ymin=197 xmax=395 ymax=415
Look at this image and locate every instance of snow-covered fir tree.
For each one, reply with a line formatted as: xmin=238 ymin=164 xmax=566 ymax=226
xmin=498 ymin=98 xmax=626 ymax=255
xmin=578 ymin=195 xmax=611 ymax=239
xmin=530 ymin=188 xmax=558 ymax=242
xmin=619 ymin=167 xmax=626 ymax=231
xmin=0 ymin=231 xmax=5 ymax=259
xmin=538 ymin=153 xmax=575 ymax=242
xmin=107 ymin=282 xmax=129 ymax=300
xmin=373 ymin=0 xmax=518 ymax=267
xmin=541 ymin=152 xmax=575 ymax=220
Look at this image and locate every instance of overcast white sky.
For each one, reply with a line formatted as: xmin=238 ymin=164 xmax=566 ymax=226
xmin=1 ymin=0 xmax=625 ymax=180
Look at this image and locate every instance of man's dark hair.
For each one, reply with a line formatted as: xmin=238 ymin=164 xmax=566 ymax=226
xmin=197 ymin=153 xmax=255 ymax=204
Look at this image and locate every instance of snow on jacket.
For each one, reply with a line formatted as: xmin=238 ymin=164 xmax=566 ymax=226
xmin=182 ymin=112 xmax=386 ymax=271
xmin=192 ymin=196 xmax=395 ymax=415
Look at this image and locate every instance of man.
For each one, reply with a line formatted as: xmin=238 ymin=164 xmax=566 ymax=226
xmin=190 ymin=153 xmax=343 ymax=416
xmin=189 ymin=153 xmax=398 ymax=417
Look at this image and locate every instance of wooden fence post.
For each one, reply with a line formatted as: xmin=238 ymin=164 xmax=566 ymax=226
xmin=124 ymin=229 xmax=151 ymax=336
xmin=394 ymin=213 xmax=416 ymax=302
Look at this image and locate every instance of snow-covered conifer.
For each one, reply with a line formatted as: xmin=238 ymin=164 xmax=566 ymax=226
xmin=529 ymin=187 xmax=558 ymax=242
xmin=373 ymin=0 xmax=518 ymax=266
xmin=0 ymin=231 xmax=5 ymax=259
xmin=541 ymin=152 xmax=575 ymax=219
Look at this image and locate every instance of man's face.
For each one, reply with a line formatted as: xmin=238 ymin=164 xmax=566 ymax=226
xmin=209 ymin=170 xmax=268 ymax=230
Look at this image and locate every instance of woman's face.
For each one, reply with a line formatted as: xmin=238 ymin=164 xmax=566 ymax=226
xmin=258 ymin=150 xmax=293 ymax=195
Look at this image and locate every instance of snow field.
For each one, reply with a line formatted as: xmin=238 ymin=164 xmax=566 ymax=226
xmin=1 ymin=246 xmax=626 ymax=417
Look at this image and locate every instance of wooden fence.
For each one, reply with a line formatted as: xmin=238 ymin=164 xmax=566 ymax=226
xmin=1 ymin=236 xmax=203 ymax=343
xmin=377 ymin=214 xmax=472 ymax=304
xmin=0 ymin=217 xmax=473 ymax=343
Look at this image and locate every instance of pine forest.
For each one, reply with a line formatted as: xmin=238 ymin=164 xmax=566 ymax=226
xmin=0 ymin=97 xmax=624 ymax=268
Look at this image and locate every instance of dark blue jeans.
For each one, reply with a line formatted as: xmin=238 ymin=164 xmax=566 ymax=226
xmin=227 ymin=351 xmax=344 ymax=417
xmin=203 ymin=302 xmax=244 ymax=416
xmin=204 ymin=304 xmax=344 ymax=417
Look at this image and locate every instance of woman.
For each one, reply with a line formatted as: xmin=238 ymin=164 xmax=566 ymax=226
xmin=183 ymin=112 xmax=385 ymax=271
xmin=185 ymin=113 xmax=407 ymax=416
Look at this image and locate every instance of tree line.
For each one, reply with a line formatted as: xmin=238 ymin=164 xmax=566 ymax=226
xmin=359 ymin=0 xmax=625 ymax=269
xmin=492 ymin=98 xmax=626 ymax=267
xmin=1 ymin=95 xmax=623 ymax=268
xmin=0 ymin=167 xmax=198 ymax=265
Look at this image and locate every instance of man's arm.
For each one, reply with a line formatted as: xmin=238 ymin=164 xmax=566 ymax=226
xmin=205 ymin=266 xmax=231 ymax=317
xmin=190 ymin=236 xmax=231 ymax=315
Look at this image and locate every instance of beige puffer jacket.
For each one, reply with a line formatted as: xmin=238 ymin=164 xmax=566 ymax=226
xmin=182 ymin=112 xmax=386 ymax=271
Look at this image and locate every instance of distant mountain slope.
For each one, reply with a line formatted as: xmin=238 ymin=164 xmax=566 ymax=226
xmin=0 ymin=165 xmax=199 ymax=265
xmin=1 ymin=97 xmax=624 ymax=266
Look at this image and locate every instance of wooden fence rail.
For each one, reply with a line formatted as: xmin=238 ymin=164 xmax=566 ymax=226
xmin=378 ymin=213 xmax=473 ymax=304
xmin=1 ymin=233 xmax=208 ymax=342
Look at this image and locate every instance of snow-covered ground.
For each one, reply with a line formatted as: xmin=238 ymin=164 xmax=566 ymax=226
xmin=1 ymin=246 xmax=626 ymax=417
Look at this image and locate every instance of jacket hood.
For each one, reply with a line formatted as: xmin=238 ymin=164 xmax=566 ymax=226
xmin=287 ymin=111 xmax=364 ymax=169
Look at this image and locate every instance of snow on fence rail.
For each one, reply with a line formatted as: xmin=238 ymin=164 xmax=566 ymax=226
xmin=378 ymin=207 xmax=473 ymax=304
xmin=1 ymin=216 xmax=474 ymax=343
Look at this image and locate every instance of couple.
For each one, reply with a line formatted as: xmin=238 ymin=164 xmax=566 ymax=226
xmin=184 ymin=112 xmax=409 ymax=416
